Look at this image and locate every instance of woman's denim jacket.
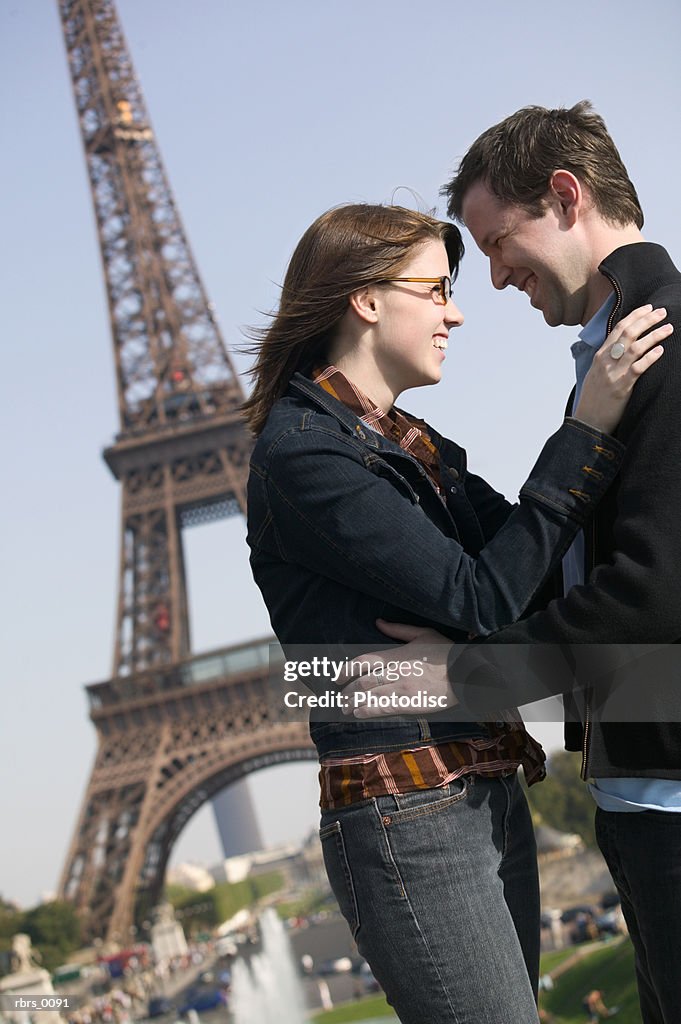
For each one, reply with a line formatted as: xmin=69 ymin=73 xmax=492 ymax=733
xmin=246 ymin=374 xmax=625 ymax=760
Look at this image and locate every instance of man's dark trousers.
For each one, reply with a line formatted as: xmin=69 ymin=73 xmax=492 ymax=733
xmin=596 ymin=807 xmax=681 ymax=1024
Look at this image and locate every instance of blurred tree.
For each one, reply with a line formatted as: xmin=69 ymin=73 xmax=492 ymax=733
xmin=524 ymin=750 xmax=597 ymax=849
xmin=22 ymin=902 xmax=81 ymax=972
xmin=165 ymin=871 xmax=284 ymax=934
xmin=0 ymin=898 xmax=23 ymax=940
xmin=0 ymin=896 xmax=25 ymax=977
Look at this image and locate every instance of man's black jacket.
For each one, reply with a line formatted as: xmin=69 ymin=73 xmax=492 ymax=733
xmin=452 ymin=242 xmax=681 ymax=778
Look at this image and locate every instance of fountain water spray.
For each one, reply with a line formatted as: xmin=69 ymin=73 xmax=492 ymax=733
xmin=230 ymin=909 xmax=308 ymax=1024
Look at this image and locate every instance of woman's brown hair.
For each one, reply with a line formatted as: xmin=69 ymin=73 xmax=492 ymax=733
xmin=242 ymin=203 xmax=463 ymax=435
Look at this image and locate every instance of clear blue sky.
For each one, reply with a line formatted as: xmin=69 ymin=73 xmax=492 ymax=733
xmin=1 ymin=0 xmax=680 ymax=908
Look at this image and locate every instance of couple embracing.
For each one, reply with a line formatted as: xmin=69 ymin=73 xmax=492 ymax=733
xmin=245 ymin=102 xmax=681 ymax=1024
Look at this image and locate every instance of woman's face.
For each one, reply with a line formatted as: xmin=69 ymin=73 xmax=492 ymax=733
xmin=372 ymin=239 xmax=464 ymax=396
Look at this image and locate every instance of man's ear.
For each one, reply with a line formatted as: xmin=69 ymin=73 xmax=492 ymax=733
xmin=348 ymin=286 xmax=379 ymax=324
xmin=549 ymin=169 xmax=582 ymax=227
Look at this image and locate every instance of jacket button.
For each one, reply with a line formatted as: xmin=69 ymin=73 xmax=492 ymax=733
xmin=356 ymin=428 xmax=366 ymax=440
xmin=450 ymin=469 xmax=460 ymax=480
xmin=450 ymin=485 xmax=458 ymax=494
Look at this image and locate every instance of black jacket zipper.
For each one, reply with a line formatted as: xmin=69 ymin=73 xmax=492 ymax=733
xmin=580 ymin=273 xmax=623 ymax=780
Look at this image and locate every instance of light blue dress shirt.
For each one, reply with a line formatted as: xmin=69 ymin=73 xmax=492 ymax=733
xmin=564 ymin=295 xmax=681 ymax=812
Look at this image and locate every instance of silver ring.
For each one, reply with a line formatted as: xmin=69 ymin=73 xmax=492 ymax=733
xmin=610 ymin=341 xmax=626 ymax=360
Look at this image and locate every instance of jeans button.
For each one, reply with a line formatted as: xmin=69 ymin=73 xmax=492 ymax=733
xmin=382 ymin=815 xmax=392 ymax=826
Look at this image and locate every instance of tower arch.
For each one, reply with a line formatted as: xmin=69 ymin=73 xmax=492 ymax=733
xmin=60 ymin=639 xmax=316 ymax=942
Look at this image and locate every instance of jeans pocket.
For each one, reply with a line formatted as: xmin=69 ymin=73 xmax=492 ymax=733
xmin=319 ymin=820 xmax=360 ymax=938
xmin=375 ymin=776 xmax=470 ymax=826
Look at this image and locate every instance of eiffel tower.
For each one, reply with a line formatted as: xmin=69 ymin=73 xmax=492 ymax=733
xmin=56 ymin=0 xmax=314 ymax=944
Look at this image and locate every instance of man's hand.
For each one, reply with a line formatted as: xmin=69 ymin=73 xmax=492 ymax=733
xmin=341 ymin=620 xmax=457 ymax=718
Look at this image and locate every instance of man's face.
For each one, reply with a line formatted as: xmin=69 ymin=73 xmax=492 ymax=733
xmin=461 ymin=180 xmax=591 ymax=327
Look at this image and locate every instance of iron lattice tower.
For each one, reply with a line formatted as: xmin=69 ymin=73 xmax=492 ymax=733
xmin=57 ymin=0 xmax=313 ymax=943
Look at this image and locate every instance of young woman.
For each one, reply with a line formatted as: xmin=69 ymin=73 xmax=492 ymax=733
xmin=244 ymin=204 xmax=666 ymax=1024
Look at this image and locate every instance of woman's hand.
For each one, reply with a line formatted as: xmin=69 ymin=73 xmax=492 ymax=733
xmin=574 ymin=304 xmax=672 ymax=434
xmin=341 ymin=620 xmax=456 ymax=718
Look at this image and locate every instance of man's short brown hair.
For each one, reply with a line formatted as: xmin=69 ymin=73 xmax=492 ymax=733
xmin=443 ymin=100 xmax=643 ymax=229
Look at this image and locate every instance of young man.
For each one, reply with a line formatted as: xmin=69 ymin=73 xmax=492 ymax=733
xmin=441 ymin=101 xmax=681 ymax=1024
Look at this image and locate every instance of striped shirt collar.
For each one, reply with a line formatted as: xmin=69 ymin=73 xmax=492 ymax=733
xmin=312 ymin=364 xmax=443 ymax=492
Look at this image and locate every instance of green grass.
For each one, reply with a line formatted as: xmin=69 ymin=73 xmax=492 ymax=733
xmin=539 ymin=946 xmax=587 ymax=976
xmin=540 ymin=938 xmax=641 ymax=1023
xmin=308 ymin=939 xmax=641 ymax=1024
xmin=310 ymin=993 xmax=397 ymax=1023
xmin=275 ymin=888 xmax=338 ymax=921
xmin=164 ymin=870 xmax=284 ymax=931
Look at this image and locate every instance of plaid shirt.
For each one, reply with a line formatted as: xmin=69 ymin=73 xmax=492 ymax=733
xmin=312 ymin=365 xmax=546 ymax=809
xmin=313 ymin=364 xmax=443 ymax=493
xmin=319 ymin=731 xmax=546 ymax=810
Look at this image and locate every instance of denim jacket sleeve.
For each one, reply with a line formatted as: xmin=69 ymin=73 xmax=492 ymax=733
xmin=260 ymin=416 xmax=624 ymax=637
xmin=456 ymin=470 xmax=514 ymax=545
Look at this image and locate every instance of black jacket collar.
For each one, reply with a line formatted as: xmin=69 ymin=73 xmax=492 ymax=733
xmin=599 ymin=242 xmax=680 ymax=312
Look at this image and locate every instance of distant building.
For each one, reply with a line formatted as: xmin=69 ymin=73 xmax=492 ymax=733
xmin=211 ymin=781 xmax=263 ymax=858
xmin=166 ymin=862 xmax=215 ymax=892
xmin=209 ymin=855 xmax=253 ymax=885
xmin=535 ymin=824 xmax=584 ymax=862
xmin=297 ymin=829 xmax=327 ymax=887
xmin=209 ymin=831 xmax=327 ymax=890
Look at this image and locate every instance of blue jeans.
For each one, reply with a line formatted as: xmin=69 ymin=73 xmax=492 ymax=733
xmin=596 ymin=807 xmax=681 ymax=1024
xmin=319 ymin=773 xmax=540 ymax=1024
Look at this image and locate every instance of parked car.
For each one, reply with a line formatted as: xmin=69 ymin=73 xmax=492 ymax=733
xmin=595 ymin=908 xmax=625 ymax=937
xmin=52 ymin=964 xmax=83 ymax=985
xmin=317 ymin=956 xmax=353 ymax=976
xmin=358 ymin=960 xmax=381 ymax=993
xmin=560 ymin=904 xmax=595 ymax=925
xmin=178 ymin=988 xmax=227 ymax=1014
xmin=146 ymin=997 xmax=173 ymax=1018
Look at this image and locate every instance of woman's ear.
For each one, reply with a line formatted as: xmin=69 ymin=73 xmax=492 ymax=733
xmin=348 ymin=285 xmax=379 ymax=324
